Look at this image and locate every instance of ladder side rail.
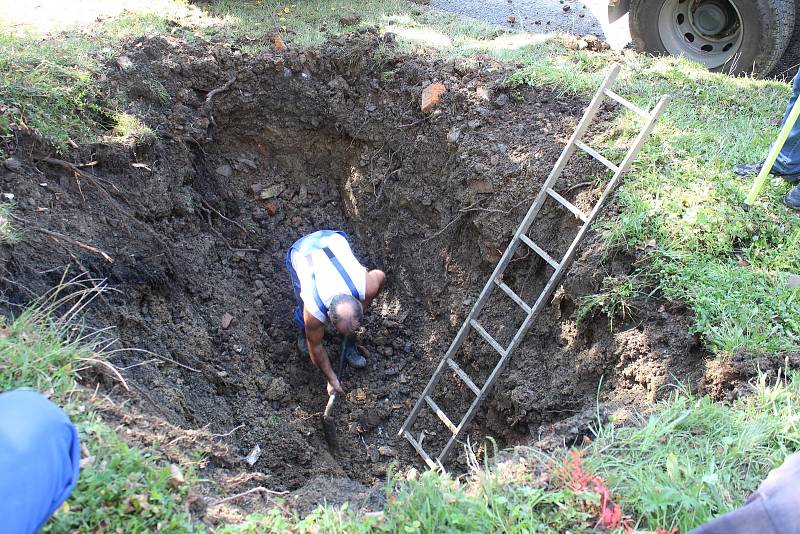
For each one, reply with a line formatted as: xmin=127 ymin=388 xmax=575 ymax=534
xmin=437 ymin=93 xmax=670 ymax=464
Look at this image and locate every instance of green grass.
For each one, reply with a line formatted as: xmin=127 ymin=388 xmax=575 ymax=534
xmin=584 ymin=372 xmax=800 ymax=531
xmin=0 ymin=202 xmax=19 ymax=244
xmin=0 ymin=278 xmax=195 ymax=533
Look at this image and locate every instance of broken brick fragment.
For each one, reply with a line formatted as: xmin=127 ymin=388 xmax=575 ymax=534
xmin=264 ymin=200 xmax=278 ymax=216
xmin=421 ymin=83 xmax=446 ymax=113
xmin=274 ymin=33 xmax=286 ymax=51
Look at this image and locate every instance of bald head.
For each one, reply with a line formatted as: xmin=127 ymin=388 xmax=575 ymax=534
xmin=328 ymin=294 xmax=363 ymax=335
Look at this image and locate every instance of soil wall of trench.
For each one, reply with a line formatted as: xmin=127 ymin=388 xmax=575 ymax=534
xmin=0 ymin=31 xmax=715 ymax=505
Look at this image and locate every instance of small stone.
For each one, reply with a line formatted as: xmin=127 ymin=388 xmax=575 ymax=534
xmin=421 ymin=83 xmax=447 ymax=113
xmin=562 ymin=4 xmax=571 ymax=11
xmin=239 ymin=157 xmax=257 ymax=169
xmin=221 ymin=313 xmax=234 ymax=329
xmin=378 ymin=445 xmax=396 ymax=457
xmin=216 ymin=164 xmax=233 ymax=178
xmin=264 ymin=201 xmax=278 ymax=216
xmin=168 ymin=464 xmax=185 ymax=489
xmin=298 ymin=185 xmax=308 ymax=201
xmin=254 ymin=299 xmax=263 ymax=307
xmin=367 ymin=445 xmax=380 ymax=463
xmin=251 ymin=183 xmax=265 ymax=196
xmin=507 ymin=15 xmax=516 ymax=24
xmin=494 ymin=94 xmax=510 ymax=107
xmin=259 ymin=184 xmax=285 ymax=200
xmin=244 ymin=444 xmax=261 ymax=466
xmin=468 ymin=119 xmax=482 ymax=130
xmin=385 ymin=368 xmax=398 ymax=377
xmin=3 ymin=158 xmax=22 ymax=173
xmin=787 ymin=274 xmax=800 ymax=289
xmin=274 ymin=33 xmax=286 ymax=50
xmin=116 ymin=55 xmax=134 ymax=71
xmin=339 ymin=14 xmax=361 ymax=26
xmin=447 ymin=127 xmax=462 ymax=143
xmin=404 ymin=341 xmax=413 ymax=353
xmin=265 ymin=377 xmax=289 ymax=401
xmin=382 ymin=346 xmax=394 ymax=357
xmin=476 ymin=87 xmax=491 ymax=102
xmin=406 ymin=467 xmax=419 ymax=481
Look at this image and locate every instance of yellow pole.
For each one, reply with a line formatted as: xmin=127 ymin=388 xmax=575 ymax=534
xmin=746 ymin=93 xmax=800 ymax=205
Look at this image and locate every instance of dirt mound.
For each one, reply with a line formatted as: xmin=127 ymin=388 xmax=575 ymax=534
xmin=0 ymin=30 xmax=712 ymax=516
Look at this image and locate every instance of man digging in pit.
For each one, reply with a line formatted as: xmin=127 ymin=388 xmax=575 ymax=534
xmin=285 ymin=230 xmax=386 ymax=395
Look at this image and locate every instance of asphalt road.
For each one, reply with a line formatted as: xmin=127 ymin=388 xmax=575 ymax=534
xmin=429 ymin=0 xmax=632 ymax=47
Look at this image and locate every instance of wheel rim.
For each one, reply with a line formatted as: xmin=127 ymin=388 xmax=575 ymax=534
xmin=657 ymin=0 xmax=743 ymax=69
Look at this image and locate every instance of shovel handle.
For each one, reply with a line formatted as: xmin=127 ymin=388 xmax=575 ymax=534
xmin=324 ymin=393 xmax=336 ymax=417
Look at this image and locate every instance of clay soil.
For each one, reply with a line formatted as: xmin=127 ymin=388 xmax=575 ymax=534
xmin=0 ymin=30 xmax=743 ymax=519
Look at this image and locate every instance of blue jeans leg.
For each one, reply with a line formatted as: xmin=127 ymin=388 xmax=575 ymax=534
xmin=284 ymin=247 xmax=305 ymax=330
xmin=773 ymin=69 xmax=800 ymax=175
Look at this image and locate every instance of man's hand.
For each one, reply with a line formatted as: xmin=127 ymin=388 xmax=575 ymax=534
xmin=327 ymin=377 xmax=344 ymax=396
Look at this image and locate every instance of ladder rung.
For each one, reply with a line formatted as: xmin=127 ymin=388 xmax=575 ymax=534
xmin=494 ymin=278 xmax=532 ymax=314
xmin=447 ymin=359 xmax=481 ymax=396
xmin=469 ymin=319 xmax=506 ymax=356
xmin=575 ymin=139 xmax=620 ymax=173
xmin=403 ymin=430 xmax=437 ymax=469
xmin=546 ymin=188 xmax=589 ymax=223
xmin=603 ymin=89 xmax=650 ymax=119
xmin=424 ymin=396 xmax=458 ymax=435
xmin=518 ymin=234 xmax=560 ymax=270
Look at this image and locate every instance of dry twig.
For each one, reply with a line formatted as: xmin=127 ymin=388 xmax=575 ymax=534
xmin=209 ymin=486 xmax=288 ymax=508
xmin=10 ymin=213 xmax=114 ymax=263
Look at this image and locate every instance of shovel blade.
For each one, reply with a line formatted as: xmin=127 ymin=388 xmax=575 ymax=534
xmin=322 ymin=414 xmax=339 ymax=450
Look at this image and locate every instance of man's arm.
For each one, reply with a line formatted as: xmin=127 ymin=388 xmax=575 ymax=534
xmin=303 ymin=308 xmax=344 ymax=394
xmin=362 ymin=269 xmax=385 ymax=308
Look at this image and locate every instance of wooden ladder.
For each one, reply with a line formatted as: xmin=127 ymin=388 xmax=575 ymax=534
xmin=398 ymin=64 xmax=670 ymax=468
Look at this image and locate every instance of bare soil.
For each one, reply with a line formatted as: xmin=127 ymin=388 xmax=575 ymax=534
xmin=0 ymin=30 xmax=732 ymax=520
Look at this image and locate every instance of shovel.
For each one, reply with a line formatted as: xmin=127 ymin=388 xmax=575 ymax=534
xmin=322 ymin=339 xmax=347 ymax=450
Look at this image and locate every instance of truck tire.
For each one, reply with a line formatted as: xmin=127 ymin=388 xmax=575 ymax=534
xmin=772 ymin=4 xmax=800 ymax=78
xmin=629 ymin=0 xmax=796 ymax=76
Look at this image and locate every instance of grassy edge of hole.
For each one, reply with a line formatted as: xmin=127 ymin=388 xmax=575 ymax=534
xmin=0 ymin=275 xmax=195 ymax=532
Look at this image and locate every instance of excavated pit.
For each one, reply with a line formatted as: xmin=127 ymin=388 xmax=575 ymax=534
xmin=0 ymin=31 xmax=712 ymax=510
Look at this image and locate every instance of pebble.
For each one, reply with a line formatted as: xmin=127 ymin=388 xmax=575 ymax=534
xmin=447 ymin=127 xmax=462 ymax=143
xmin=494 ymin=94 xmax=510 ymax=108
xmin=3 ymin=158 xmax=22 ymax=173
xmin=378 ymin=445 xmax=397 ymax=457
xmin=221 ymin=313 xmax=234 ymax=329
xmin=382 ymin=346 xmax=394 ymax=357
xmin=216 ymin=164 xmax=233 ymax=178
xmin=404 ymin=341 xmax=413 ymax=353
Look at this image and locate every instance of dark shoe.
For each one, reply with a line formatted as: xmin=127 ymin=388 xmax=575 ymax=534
xmin=297 ymin=333 xmax=309 ymax=355
xmin=733 ymin=162 xmax=765 ymax=176
xmin=734 ymin=161 xmax=800 ymax=184
xmin=785 ymin=184 xmax=800 ymax=210
xmin=342 ymin=336 xmax=366 ymax=369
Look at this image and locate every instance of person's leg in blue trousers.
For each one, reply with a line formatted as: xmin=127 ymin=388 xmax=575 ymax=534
xmin=773 ymin=68 xmax=800 ymax=176
xmin=0 ymin=389 xmax=81 ymax=534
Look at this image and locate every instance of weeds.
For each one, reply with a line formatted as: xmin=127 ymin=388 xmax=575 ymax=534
xmin=584 ymin=372 xmax=800 ymax=531
xmin=0 ymin=274 xmax=193 ymax=532
xmin=0 ymin=202 xmax=19 ymax=244
xmin=577 ymin=275 xmax=641 ymax=330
